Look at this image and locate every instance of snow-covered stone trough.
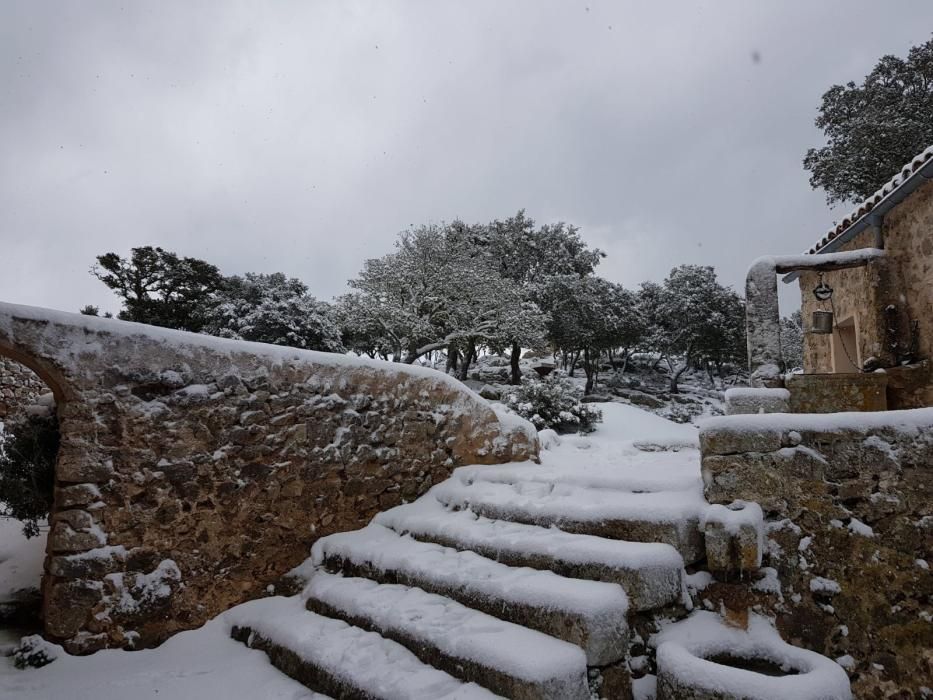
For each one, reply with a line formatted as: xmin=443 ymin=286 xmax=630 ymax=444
xmin=0 ymin=301 xmax=537 ymax=654
xmin=654 ymin=612 xmax=852 ymax=700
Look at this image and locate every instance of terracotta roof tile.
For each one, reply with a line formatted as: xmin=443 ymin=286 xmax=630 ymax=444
xmin=808 ymin=144 xmax=933 ymax=254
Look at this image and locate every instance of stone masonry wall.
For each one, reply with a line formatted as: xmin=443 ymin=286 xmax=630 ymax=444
xmin=701 ymin=411 xmax=933 ymax=698
xmin=0 ymin=302 xmax=538 ymax=654
xmin=800 ymin=177 xmax=933 ymax=408
xmin=0 ymin=356 xmax=45 ymax=419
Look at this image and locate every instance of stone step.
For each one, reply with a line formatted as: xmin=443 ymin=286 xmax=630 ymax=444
xmin=304 ymin=571 xmax=591 ymax=700
xmin=227 ymin=596 xmax=499 ymax=699
xmin=374 ymin=497 xmax=684 ymax=611
xmin=312 ymin=523 xmax=629 ymax=664
xmin=433 ymin=477 xmax=705 ymax=563
xmin=453 ymin=457 xmax=702 ymax=495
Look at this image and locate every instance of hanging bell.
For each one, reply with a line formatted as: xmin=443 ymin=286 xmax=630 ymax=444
xmin=811 ymin=309 xmax=834 ymax=334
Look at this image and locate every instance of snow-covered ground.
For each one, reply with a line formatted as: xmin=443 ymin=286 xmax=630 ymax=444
xmin=0 ymin=402 xmax=706 ymax=699
xmin=0 ymin=518 xmax=46 ymax=613
xmin=474 ymin=402 xmax=702 ymax=493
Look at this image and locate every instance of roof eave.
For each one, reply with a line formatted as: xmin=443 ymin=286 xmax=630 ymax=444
xmin=783 ymin=157 xmax=933 ymax=284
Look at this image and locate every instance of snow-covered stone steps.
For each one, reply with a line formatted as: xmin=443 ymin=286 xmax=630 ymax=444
xmin=303 ymin=572 xmax=591 ymax=700
xmin=454 ymin=460 xmax=703 ymax=496
xmin=375 ymin=497 xmax=685 ymax=611
xmin=433 ymin=477 xmax=706 ymax=564
xmin=227 ymin=596 xmax=499 ymax=700
xmin=311 ymin=523 xmax=629 ymax=664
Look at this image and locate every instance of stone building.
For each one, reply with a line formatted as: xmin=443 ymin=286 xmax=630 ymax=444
xmin=742 ymin=144 xmax=933 ymax=413
xmin=790 ymin=144 xmax=933 ymax=411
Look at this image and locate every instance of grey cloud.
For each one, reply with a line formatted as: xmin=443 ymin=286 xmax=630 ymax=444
xmin=1 ymin=0 xmax=931 ymax=316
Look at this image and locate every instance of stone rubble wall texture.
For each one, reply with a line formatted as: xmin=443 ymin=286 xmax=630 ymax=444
xmin=799 ymin=177 xmax=933 ymax=408
xmin=0 ymin=355 xmax=46 ymax=419
xmin=700 ymin=410 xmax=933 ymax=698
xmin=785 ymin=372 xmax=887 ymax=413
xmin=0 ymin=302 xmax=538 ymax=654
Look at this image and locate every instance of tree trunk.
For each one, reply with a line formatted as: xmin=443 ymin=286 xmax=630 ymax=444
xmin=669 ymin=349 xmax=693 ymax=393
xmin=583 ymin=347 xmax=595 ymax=395
xmin=458 ymin=340 xmax=476 ymax=381
xmin=669 ymin=363 xmax=688 ymax=394
xmin=446 ymin=347 xmax=460 ymax=375
xmin=569 ymin=350 xmax=580 ymax=377
xmin=510 ymin=341 xmax=522 ymax=385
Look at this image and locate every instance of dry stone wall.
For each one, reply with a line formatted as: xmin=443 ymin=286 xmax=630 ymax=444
xmin=0 ymin=356 xmax=46 ymax=419
xmin=0 ymin=302 xmax=537 ymax=654
xmin=700 ymin=410 xmax=933 ymax=698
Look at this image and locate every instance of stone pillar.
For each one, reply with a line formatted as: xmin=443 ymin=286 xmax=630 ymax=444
xmin=745 ymin=257 xmax=783 ymax=387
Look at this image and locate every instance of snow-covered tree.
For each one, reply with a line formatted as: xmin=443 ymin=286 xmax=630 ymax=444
xmin=804 ymin=36 xmax=933 ymax=205
xmin=482 ymin=210 xmax=604 ymax=383
xmin=205 ymin=272 xmax=344 ymax=352
xmin=641 ymin=265 xmax=744 ymax=393
xmin=542 ymin=275 xmax=642 ymax=394
xmin=345 ymin=223 xmax=537 ymax=367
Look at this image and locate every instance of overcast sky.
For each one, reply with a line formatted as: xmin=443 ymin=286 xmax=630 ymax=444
xmin=2 ymin=1 xmax=931 ymax=317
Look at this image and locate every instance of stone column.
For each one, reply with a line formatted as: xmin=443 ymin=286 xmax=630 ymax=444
xmin=745 ymin=257 xmax=783 ymax=387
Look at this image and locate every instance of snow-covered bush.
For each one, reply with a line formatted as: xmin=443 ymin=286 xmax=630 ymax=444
xmin=504 ymin=372 xmax=602 ymax=434
xmin=12 ymin=634 xmax=58 ymax=669
xmin=0 ymin=414 xmax=58 ymax=538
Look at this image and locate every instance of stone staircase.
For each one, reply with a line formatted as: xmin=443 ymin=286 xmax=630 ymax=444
xmin=228 ymin=432 xmax=851 ymax=699
xmin=229 ymin=453 xmax=695 ymax=699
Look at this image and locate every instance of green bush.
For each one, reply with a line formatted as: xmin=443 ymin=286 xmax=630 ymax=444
xmin=504 ymin=371 xmax=602 ymax=434
xmin=0 ymin=415 xmax=59 ymax=538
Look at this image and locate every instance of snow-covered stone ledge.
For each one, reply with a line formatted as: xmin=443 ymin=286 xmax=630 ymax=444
xmin=0 ymin=302 xmax=537 ymax=654
xmin=699 ymin=408 xmax=933 ymax=697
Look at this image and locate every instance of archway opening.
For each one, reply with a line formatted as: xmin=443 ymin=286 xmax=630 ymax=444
xmin=0 ymin=354 xmax=59 ymax=643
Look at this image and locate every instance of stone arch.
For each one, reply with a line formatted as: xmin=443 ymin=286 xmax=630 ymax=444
xmin=0 ymin=343 xmax=68 ymax=407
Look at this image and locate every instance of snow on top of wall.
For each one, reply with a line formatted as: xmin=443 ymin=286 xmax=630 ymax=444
xmin=701 ymin=407 xmax=933 ymax=435
xmin=750 ymin=247 xmax=886 ymax=274
xmin=0 ymin=301 xmax=457 ymax=385
xmin=653 ymin=611 xmax=853 ymax=699
xmin=724 ymin=388 xmax=791 ymax=400
xmin=807 ymin=144 xmax=933 ymax=254
xmin=0 ymin=301 xmax=536 ymax=440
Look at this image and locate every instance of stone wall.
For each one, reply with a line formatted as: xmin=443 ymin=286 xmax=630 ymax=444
xmin=785 ymin=372 xmax=887 ymax=413
xmin=0 ymin=302 xmax=538 ymax=654
xmin=0 ymin=356 xmax=46 ymax=419
xmin=799 ymin=177 xmax=933 ymax=409
xmin=700 ymin=410 xmax=933 ymax=698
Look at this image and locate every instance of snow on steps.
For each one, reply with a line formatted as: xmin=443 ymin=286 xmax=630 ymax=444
xmin=227 ymin=596 xmax=499 ymax=700
xmin=304 ymin=571 xmax=591 ymax=700
xmin=374 ymin=496 xmax=684 ymax=611
xmin=433 ymin=476 xmax=706 ymax=564
xmin=311 ymin=522 xmax=629 ymax=664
